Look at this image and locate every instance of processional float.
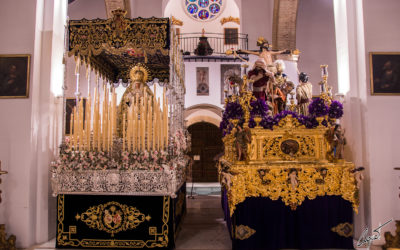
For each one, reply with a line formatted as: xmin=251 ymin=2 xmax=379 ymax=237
xmin=51 ymin=10 xmax=188 ymax=249
xmin=219 ymin=38 xmax=362 ymax=249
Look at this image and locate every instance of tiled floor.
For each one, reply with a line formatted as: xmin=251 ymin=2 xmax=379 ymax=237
xmin=175 ymin=195 xmax=231 ymax=250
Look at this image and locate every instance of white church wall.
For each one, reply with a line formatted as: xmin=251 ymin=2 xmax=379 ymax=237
xmin=296 ymin=0 xmax=338 ymax=96
xmin=0 ymin=0 xmax=38 ymax=246
xmin=0 ymin=0 xmax=65 ymax=247
xmin=363 ymin=0 xmax=400 ymax=244
xmin=184 ymin=61 xmax=243 ymax=110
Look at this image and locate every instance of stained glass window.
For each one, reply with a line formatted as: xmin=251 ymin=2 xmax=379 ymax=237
xmin=183 ymin=0 xmax=224 ymax=21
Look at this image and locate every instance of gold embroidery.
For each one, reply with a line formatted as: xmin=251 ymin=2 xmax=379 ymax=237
xmin=76 ymin=201 xmax=150 ymax=236
xmin=235 ymin=225 xmax=256 ymax=240
xmin=68 ymin=11 xmax=169 ymax=57
xmin=331 ymin=222 xmax=353 ymax=238
xmin=57 ymin=195 xmax=170 ymax=248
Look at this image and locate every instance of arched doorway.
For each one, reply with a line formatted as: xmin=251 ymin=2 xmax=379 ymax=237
xmin=188 ymin=122 xmax=223 ymax=182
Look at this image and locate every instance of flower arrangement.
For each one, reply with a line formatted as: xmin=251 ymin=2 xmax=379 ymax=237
xmin=220 ymin=102 xmax=244 ymax=135
xmin=308 ymin=97 xmax=329 ymax=117
xmin=51 ymin=139 xmax=170 ymax=172
xmin=171 ymin=129 xmax=190 ymax=155
xmin=220 ymin=97 xmax=344 ymax=136
xmin=328 ymin=100 xmax=344 ymax=119
xmin=250 ymin=99 xmax=269 ymax=118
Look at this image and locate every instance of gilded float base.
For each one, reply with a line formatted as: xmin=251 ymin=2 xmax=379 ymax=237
xmin=221 ymin=162 xmax=358 ymax=216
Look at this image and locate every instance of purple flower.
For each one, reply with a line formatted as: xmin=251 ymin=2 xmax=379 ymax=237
xmin=260 ymin=116 xmax=275 ymax=130
xmin=220 ymin=102 xmax=244 ymax=136
xmin=250 ymin=99 xmax=269 ymax=117
xmin=299 ymin=115 xmax=319 ymax=128
xmin=309 ymin=98 xmax=328 ymax=117
xmin=328 ymin=100 xmax=344 ymax=119
xmin=248 ymin=118 xmax=256 ymax=128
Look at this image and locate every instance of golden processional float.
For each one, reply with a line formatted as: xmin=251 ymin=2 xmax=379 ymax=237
xmin=219 ymin=41 xmax=363 ymax=249
xmin=51 ymin=10 xmax=189 ymax=249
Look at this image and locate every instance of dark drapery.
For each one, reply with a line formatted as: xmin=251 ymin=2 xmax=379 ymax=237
xmin=223 ymin=189 xmax=353 ymax=250
xmin=57 ymin=184 xmax=186 ymax=249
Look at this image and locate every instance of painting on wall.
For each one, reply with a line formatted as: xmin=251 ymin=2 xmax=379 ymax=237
xmin=369 ymin=52 xmax=400 ymax=95
xmin=221 ymin=64 xmax=241 ymax=103
xmin=0 ymin=55 xmax=30 ymax=98
xmin=65 ymin=98 xmax=87 ymax=135
xmin=196 ymin=67 xmax=209 ymax=96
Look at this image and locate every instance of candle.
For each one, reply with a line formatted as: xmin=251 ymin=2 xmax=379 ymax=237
xmin=73 ymin=107 xmax=77 ymax=149
xmin=86 ymin=94 xmax=91 ymax=151
xmin=155 ymin=99 xmax=158 ymax=151
xmin=93 ymin=87 xmax=97 ymax=150
xmin=157 ymin=98 xmax=161 ymax=151
xmin=79 ymin=98 xmax=84 ymax=151
xmin=166 ymin=97 xmax=168 ymax=147
xmin=97 ymin=91 xmax=100 ymax=151
xmin=123 ymin=113 xmax=126 ymax=152
xmin=133 ymin=103 xmax=137 ymax=152
xmin=141 ymin=98 xmax=145 ymax=151
xmin=147 ymin=99 xmax=151 ymax=151
xmin=128 ymin=105 xmax=132 ymax=151
xmin=106 ymin=86 xmax=109 ymax=152
xmin=70 ymin=112 xmax=74 ymax=148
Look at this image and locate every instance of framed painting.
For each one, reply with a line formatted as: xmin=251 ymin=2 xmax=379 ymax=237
xmin=65 ymin=98 xmax=87 ymax=135
xmin=196 ymin=67 xmax=209 ymax=96
xmin=0 ymin=55 xmax=30 ymax=98
xmin=221 ymin=64 xmax=241 ymax=103
xmin=369 ymin=52 xmax=400 ymax=95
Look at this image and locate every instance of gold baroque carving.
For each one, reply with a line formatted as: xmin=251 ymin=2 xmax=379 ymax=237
xmin=0 ymin=224 xmax=16 ymax=250
xmin=171 ymin=16 xmax=183 ymax=26
xmin=220 ymin=16 xmax=240 ymax=25
xmin=75 ymin=201 xmax=151 ymax=236
xmin=235 ymin=225 xmax=256 ymax=240
xmin=331 ymin=222 xmax=353 ymax=238
xmin=384 ymin=220 xmax=400 ymax=250
xmin=224 ymin=163 xmax=358 ymax=216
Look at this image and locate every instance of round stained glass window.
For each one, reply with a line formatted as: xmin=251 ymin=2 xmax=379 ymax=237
xmin=183 ymin=0 xmax=224 ymax=21
xmin=187 ymin=4 xmax=198 ymax=14
xmin=198 ymin=9 xmax=209 ymax=19
xmin=209 ymin=3 xmax=220 ymax=14
xmin=198 ymin=0 xmax=209 ymax=8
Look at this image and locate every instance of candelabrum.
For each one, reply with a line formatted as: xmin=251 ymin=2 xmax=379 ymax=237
xmin=238 ymin=75 xmax=255 ymax=128
xmin=319 ymin=65 xmax=332 ymax=105
xmin=289 ymin=91 xmax=296 ymax=112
